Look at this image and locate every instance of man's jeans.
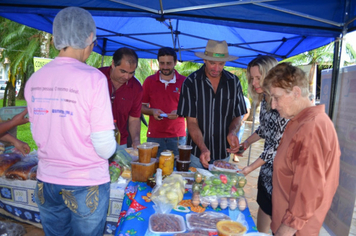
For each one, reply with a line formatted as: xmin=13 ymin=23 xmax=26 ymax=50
xmin=147 ymin=136 xmax=186 ymax=157
xmin=34 ymin=180 xmax=110 ymax=236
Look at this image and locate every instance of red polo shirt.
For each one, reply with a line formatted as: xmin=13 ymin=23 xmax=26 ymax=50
xmin=142 ymin=70 xmax=186 ymax=138
xmin=99 ymin=67 xmax=143 ymax=145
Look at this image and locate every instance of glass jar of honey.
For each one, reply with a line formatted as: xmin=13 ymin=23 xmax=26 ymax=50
xmin=159 ymin=151 xmax=174 ymax=176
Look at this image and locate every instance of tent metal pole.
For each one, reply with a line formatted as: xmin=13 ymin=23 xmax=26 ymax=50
xmin=175 ymin=20 xmax=183 ymax=62
xmin=254 ymin=2 xmax=342 ymax=27
xmin=163 ymin=0 xmax=276 ymax=14
xmin=110 ymin=0 xmax=158 ymax=14
xmin=169 ymin=20 xmax=175 ymax=49
xmin=328 ymin=38 xmax=341 ymax=119
xmin=247 ymin=101 xmax=257 ymax=166
xmin=159 ymin=0 xmax=164 ymax=14
xmin=101 ymin=38 xmax=107 ymax=67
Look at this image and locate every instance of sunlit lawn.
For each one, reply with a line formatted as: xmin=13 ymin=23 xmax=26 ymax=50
xmin=0 ymin=99 xmax=148 ymax=152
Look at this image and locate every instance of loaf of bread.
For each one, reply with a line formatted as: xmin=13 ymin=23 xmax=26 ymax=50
xmin=5 ymin=156 xmax=38 ymax=180
xmin=0 ymin=153 xmax=22 ymax=176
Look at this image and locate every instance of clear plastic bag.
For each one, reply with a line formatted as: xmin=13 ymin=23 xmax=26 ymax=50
xmin=185 ymin=212 xmax=231 ymax=231
xmin=151 ymin=174 xmax=186 ymax=214
xmin=0 ymin=221 xmax=26 ymax=236
xmin=109 ymin=146 xmax=132 ymax=170
xmin=0 ymin=153 xmax=22 ymax=177
xmin=4 ymin=155 xmax=38 ymax=180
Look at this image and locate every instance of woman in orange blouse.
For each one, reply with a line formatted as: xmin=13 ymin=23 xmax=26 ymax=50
xmin=263 ymin=63 xmax=340 ymax=236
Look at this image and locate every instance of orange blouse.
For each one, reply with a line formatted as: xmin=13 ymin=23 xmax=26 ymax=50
xmin=271 ymin=105 xmax=340 ymax=236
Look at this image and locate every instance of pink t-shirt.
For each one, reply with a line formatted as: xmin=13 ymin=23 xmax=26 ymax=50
xmin=25 ymin=57 xmax=114 ymax=186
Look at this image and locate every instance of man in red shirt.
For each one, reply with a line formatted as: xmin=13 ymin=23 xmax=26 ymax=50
xmin=141 ymin=47 xmax=186 ymax=157
xmin=99 ymin=48 xmax=142 ymax=148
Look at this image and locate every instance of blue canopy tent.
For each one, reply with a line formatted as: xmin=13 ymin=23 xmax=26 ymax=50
xmin=1 ymin=1 xmax=356 ymax=235
xmin=0 ymin=0 xmax=355 ymax=116
xmin=0 ymin=0 xmax=356 ymax=113
xmin=0 ymin=0 xmax=355 ymax=66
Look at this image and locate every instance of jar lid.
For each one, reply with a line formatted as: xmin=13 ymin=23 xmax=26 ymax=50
xmin=160 ymin=151 xmax=171 ymax=156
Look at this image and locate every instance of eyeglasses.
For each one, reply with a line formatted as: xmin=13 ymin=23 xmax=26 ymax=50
xmin=92 ymin=40 xmax=98 ymax=47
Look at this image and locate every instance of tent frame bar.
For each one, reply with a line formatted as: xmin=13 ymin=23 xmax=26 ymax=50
xmin=254 ymin=2 xmax=342 ymax=27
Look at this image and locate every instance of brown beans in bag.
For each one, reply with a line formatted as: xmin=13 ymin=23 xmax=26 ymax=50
xmin=0 ymin=153 xmax=22 ymax=176
xmin=5 ymin=156 xmax=38 ymax=180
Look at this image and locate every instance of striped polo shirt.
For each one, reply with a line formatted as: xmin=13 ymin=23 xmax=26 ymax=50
xmin=177 ymin=65 xmax=247 ymax=162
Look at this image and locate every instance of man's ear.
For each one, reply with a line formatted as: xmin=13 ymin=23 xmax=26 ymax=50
xmin=292 ymin=86 xmax=301 ymax=98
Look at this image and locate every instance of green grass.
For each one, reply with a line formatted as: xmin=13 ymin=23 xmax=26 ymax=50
xmin=1 ymin=99 xmax=149 ymax=151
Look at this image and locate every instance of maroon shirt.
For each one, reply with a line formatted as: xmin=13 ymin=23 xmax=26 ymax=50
xmin=99 ymin=67 xmax=143 ymax=145
xmin=142 ymin=70 xmax=186 ymax=138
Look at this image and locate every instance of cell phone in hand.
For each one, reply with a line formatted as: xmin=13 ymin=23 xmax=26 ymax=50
xmin=236 ymin=145 xmax=245 ymax=154
xmin=158 ymin=113 xmax=168 ymax=119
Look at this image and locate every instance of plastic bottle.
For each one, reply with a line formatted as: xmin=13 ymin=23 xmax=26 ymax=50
xmin=113 ymin=120 xmax=121 ymax=145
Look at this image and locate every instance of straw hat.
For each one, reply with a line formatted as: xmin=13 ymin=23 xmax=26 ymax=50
xmin=195 ymin=40 xmax=238 ymax=62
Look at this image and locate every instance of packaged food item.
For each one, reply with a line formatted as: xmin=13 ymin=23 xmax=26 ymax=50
xmin=0 ymin=142 xmax=4 ymax=154
xmin=151 ymin=174 xmax=186 ymax=210
xmin=121 ymin=167 xmax=132 ymax=179
xmin=199 ymin=173 xmax=246 ymax=198
xmin=186 ymin=212 xmax=230 ymax=231
xmin=131 ymin=158 xmax=156 ymax=182
xmin=137 ymin=144 xmax=153 ymax=163
xmin=159 ymin=151 xmax=174 ymax=176
xmin=174 ymin=229 xmax=210 ymax=236
xmin=5 ymin=156 xmax=38 ymax=180
xmin=216 ymin=220 xmax=246 ymax=236
xmin=149 ymin=213 xmax=186 ymax=234
xmin=176 ymin=159 xmax=190 ymax=171
xmin=191 ymin=192 xmax=200 ymax=207
xmin=238 ymin=197 xmax=247 ymax=211
xmin=125 ymin=147 xmax=138 ymax=162
xmin=219 ymin=197 xmax=228 ymax=210
xmin=229 ymin=198 xmax=237 ymax=210
xmin=147 ymin=177 xmax=156 ymax=188
xmin=29 ymin=165 xmax=38 ymax=180
xmin=143 ymin=142 xmax=160 ymax=158
xmin=212 ymin=160 xmax=240 ymax=173
xmin=0 ymin=153 xmax=23 ymax=176
xmin=109 ymin=161 xmax=123 ymax=183
xmin=178 ymin=145 xmax=192 ymax=161
xmin=109 ymin=146 xmax=133 ymax=170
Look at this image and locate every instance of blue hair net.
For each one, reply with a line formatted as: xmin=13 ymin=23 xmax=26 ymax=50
xmin=53 ymin=7 xmax=96 ymax=50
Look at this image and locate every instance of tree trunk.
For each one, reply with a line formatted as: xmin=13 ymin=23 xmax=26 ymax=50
xmin=40 ymin=32 xmax=51 ymax=58
xmin=7 ymin=81 xmax=16 ymax=106
xmin=17 ymin=73 xmax=25 ymax=100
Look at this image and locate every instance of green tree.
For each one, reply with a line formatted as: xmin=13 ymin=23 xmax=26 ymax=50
xmin=281 ymin=41 xmax=356 ymax=98
xmin=135 ymin=59 xmax=156 ymax=83
xmin=0 ymin=17 xmax=59 ymax=105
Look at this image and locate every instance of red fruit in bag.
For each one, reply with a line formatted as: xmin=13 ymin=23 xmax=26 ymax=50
xmin=219 ymin=174 xmax=228 ymax=184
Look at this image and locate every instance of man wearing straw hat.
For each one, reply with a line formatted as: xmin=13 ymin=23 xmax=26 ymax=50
xmin=177 ymin=39 xmax=247 ymax=169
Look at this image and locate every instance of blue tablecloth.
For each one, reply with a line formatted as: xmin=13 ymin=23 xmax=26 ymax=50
xmin=115 ymin=181 xmax=257 ymax=236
